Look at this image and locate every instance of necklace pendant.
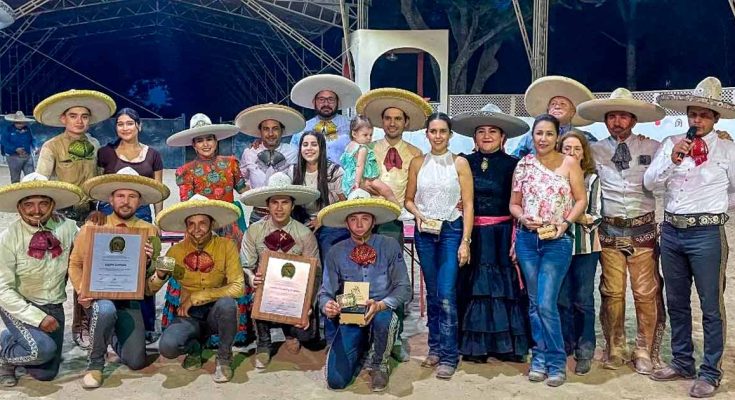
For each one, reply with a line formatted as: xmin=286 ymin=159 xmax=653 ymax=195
xmin=481 ymin=157 xmax=489 ymax=172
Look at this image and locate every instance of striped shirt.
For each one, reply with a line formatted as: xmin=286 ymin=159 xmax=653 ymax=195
xmin=573 ymin=173 xmax=602 ymax=254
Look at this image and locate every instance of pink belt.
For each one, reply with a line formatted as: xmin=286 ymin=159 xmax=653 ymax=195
xmin=474 ymin=216 xmax=512 ymax=226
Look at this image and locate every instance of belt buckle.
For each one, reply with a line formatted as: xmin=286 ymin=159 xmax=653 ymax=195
xmin=669 ymin=215 xmax=690 ymax=229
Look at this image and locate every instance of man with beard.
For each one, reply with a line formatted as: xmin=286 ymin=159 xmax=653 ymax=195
xmin=318 ymin=190 xmax=410 ymax=392
xmin=577 ymin=88 xmax=667 ymax=375
xmin=236 ymin=104 xmax=305 ymax=223
xmin=512 ymin=76 xmax=597 ymax=157
xmin=33 ymin=89 xmax=117 ymax=349
xmin=68 ymin=168 xmax=170 ymax=389
xmin=153 ymin=195 xmax=244 ymax=383
xmin=239 ymin=172 xmax=321 ymax=369
xmin=289 ymin=74 xmax=362 ymax=163
xmin=0 ymin=173 xmax=83 ymax=386
xmin=354 ymin=87 xmax=432 ymax=361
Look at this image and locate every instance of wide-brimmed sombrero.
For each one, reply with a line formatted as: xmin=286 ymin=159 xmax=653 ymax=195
xmin=4 ymin=111 xmax=34 ymax=123
xmin=356 ymin=88 xmax=433 ymax=129
xmin=156 ymin=194 xmax=240 ymax=232
xmin=290 ymin=74 xmax=362 ymax=110
xmin=524 ymin=76 xmax=594 ymax=126
xmin=657 ymin=77 xmax=735 ymax=119
xmin=234 ymin=104 xmax=306 ymax=138
xmin=83 ymin=167 xmax=170 ymax=206
xmin=0 ymin=172 xmax=83 ymax=213
xmin=318 ymin=189 xmax=401 ymax=228
xmin=166 ymin=113 xmax=239 ymax=147
xmin=577 ymin=88 xmax=666 ymax=123
xmin=240 ymin=172 xmax=319 ymax=208
xmin=452 ymin=103 xmax=529 ymax=138
xmin=0 ymin=1 xmax=15 ymax=29
xmin=33 ymin=89 xmax=116 ymax=127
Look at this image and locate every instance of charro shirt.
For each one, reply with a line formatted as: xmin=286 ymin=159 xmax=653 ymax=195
xmin=239 ymin=142 xmax=297 ymax=190
xmin=36 ymin=132 xmax=100 ymax=189
xmin=592 ymin=134 xmax=660 ymax=218
xmin=644 ymin=131 xmax=735 ymax=215
xmin=372 ymin=138 xmax=422 ymax=205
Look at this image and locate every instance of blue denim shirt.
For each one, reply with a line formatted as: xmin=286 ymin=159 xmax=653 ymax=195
xmin=1 ymin=125 xmax=35 ymax=156
xmin=319 ymin=234 xmax=411 ymax=312
xmin=511 ymin=125 xmax=597 ymax=158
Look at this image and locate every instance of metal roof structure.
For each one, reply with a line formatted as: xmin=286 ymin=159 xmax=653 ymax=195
xmin=0 ymin=0 xmax=368 ymax=116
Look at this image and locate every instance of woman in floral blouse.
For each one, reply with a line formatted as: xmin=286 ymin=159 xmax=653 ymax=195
xmin=509 ymin=114 xmax=587 ymax=387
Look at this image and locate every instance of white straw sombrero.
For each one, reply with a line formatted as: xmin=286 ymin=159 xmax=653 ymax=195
xmin=0 ymin=173 xmax=83 ymax=213
xmin=355 ymin=88 xmax=433 ymax=129
xmin=318 ymin=189 xmax=401 ymax=228
xmin=166 ymin=113 xmax=239 ymax=147
xmin=240 ymin=172 xmax=319 ymax=208
xmin=577 ymin=88 xmax=666 ymax=123
xmin=234 ymin=104 xmax=306 ymax=138
xmin=156 ymin=194 xmax=240 ymax=232
xmin=290 ymin=74 xmax=362 ymax=110
xmin=452 ymin=103 xmax=529 ymax=138
xmin=524 ymin=76 xmax=594 ymax=126
xmin=657 ymin=77 xmax=735 ymax=119
xmin=83 ymin=167 xmax=170 ymax=206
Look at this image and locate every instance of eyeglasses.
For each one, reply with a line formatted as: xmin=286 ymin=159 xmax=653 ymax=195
xmin=315 ymin=97 xmax=337 ymax=104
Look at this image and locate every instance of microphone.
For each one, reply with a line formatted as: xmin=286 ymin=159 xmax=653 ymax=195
xmin=676 ymin=126 xmax=698 ymax=162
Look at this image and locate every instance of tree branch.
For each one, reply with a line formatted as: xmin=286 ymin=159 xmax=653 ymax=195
xmin=468 ymin=16 xmax=516 ymax=53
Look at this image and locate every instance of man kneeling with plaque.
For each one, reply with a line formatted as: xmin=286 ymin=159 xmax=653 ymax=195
xmin=0 ymin=173 xmax=83 ymax=386
xmin=317 ymin=189 xmax=410 ymax=392
xmin=153 ymin=195 xmax=244 ymax=383
xmin=69 ymin=168 xmax=170 ymax=389
xmin=240 ymin=172 xmax=321 ymax=369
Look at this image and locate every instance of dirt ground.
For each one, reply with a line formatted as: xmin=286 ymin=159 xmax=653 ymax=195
xmin=0 ymin=168 xmax=733 ymax=399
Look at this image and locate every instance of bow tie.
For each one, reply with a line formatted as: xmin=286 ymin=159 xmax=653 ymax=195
xmin=611 ymin=142 xmax=632 ymax=171
xmin=314 ymin=120 xmax=338 ymax=141
xmin=27 ymin=230 xmax=63 ymax=260
xmin=116 ymin=222 xmax=128 ymax=227
xmin=349 ymin=244 xmax=377 ymax=267
xmin=257 ymin=150 xmax=286 ymax=168
xmin=689 ymin=137 xmax=709 ymax=166
xmin=264 ymin=229 xmax=295 ymax=252
xmin=383 ymin=147 xmax=402 ymax=171
xmin=183 ymin=250 xmax=215 ymax=273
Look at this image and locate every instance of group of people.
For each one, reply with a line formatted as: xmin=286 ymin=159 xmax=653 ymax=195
xmin=0 ymin=72 xmax=733 ymax=398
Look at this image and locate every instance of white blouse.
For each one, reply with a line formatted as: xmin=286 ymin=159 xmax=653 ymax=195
xmin=415 ymin=151 xmax=462 ymax=222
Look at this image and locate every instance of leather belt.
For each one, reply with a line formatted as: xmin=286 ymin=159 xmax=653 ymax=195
xmin=602 ymin=212 xmax=655 ymax=228
xmin=664 ymin=212 xmax=729 ymax=229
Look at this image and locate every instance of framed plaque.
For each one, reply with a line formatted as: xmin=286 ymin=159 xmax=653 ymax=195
xmin=81 ymin=226 xmax=148 ymax=300
xmin=252 ymin=250 xmax=318 ymax=326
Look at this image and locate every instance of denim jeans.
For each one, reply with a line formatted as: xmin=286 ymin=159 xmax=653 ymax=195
xmin=515 ymin=229 xmax=573 ymax=376
xmin=0 ymin=303 xmax=64 ymax=381
xmin=558 ymin=251 xmax=599 ymax=361
xmin=324 ymin=310 xmax=398 ymax=389
xmin=87 ymin=300 xmax=147 ymax=371
xmin=415 ymin=218 xmax=463 ymax=367
xmin=660 ymin=223 xmax=726 ymax=386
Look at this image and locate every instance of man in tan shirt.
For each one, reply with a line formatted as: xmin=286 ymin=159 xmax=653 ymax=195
xmin=68 ymin=168 xmax=169 ymax=389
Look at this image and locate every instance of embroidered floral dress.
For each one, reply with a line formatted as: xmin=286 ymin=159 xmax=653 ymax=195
xmin=175 ymin=155 xmax=247 ymax=245
xmin=512 ymin=155 xmax=573 ymax=224
xmin=340 ymin=143 xmax=380 ymax=196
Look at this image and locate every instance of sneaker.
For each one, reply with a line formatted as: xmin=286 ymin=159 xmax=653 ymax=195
xmin=254 ymin=351 xmax=271 ymax=370
xmin=546 ymin=374 xmax=566 ymax=387
xmin=528 ymin=370 xmax=546 ymax=382
xmin=0 ymin=365 xmax=17 ymax=387
xmin=182 ymin=342 xmax=202 ymax=371
xmin=283 ymin=338 xmax=302 ymax=355
xmin=421 ymin=355 xmax=440 ymax=369
xmin=212 ymin=361 xmax=233 ymax=383
xmin=369 ymin=369 xmax=389 ymax=392
xmin=145 ymin=331 xmax=161 ymax=345
xmin=81 ymin=370 xmax=104 ymax=389
xmin=575 ymin=359 xmax=592 ymax=376
xmin=435 ymin=364 xmax=456 ymax=380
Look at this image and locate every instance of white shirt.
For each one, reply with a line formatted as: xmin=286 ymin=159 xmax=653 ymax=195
xmin=415 ymin=151 xmax=462 ymax=221
xmin=239 ymin=142 xmax=297 ymax=190
xmin=592 ymin=134 xmax=660 ymax=218
xmin=644 ymin=131 xmax=735 ymax=214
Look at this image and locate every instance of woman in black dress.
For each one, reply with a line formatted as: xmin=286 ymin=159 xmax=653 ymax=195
xmin=453 ymin=104 xmax=531 ymax=362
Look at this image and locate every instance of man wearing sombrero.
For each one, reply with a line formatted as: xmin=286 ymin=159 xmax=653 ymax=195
xmin=68 ymin=168 xmax=170 ymax=389
xmin=354 ymin=87 xmax=431 ymax=361
xmin=32 ymin=88 xmax=116 ymax=350
xmin=2 ymin=111 xmax=37 ymax=183
xmin=644 ymin=77 xmax=735 ymax=398
xmin=289 ymin=74 xmax=363 ymax=163
xmin=577 ymin=88 xmax=667 ymax=375
xmin=239 ymin=172 xmax=321 ymax=369
xmin=512 ymin=76 xmax=597 ymax=158
xmin=235 ymin=104 xmax=305 ymax=223
xmin=153 ymin=195 xmax=244 ymax=383
xmin=0 ymin=173 xmax=83 ymax=386
xmin=317 ymin=190 xmax=410 ymax=392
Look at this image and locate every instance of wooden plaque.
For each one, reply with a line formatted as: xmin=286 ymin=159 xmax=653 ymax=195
xmin=81 ymin=226 xmax=148 ymax=300
xmin=252 ymin=250 xmax=318 ymax=326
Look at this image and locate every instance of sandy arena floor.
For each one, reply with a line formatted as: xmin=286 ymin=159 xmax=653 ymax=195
xmin=0 ymin=168 xmax=733 ymax=399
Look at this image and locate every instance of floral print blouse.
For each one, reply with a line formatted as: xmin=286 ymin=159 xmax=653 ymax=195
xmin=512 ymin=154 xmax=573 ymax=224
xmin=175 ymin=155 xmax=246 ymax=202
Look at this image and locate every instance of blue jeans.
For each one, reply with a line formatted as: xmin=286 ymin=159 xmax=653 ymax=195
xmin=325 ymin=310 xmax=398 ymax=389
xmin=515 ymin=229 xmax=573 ymax=376
xmin=88 ymin=300 xmax=147 ymax=371
xmin=660 ymin=223 xmax=726 ymax=386
xmin=558 ymin=251 xmax=599 ymax=360
xmin=415 ymin=218 xmax=463 ymax=367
